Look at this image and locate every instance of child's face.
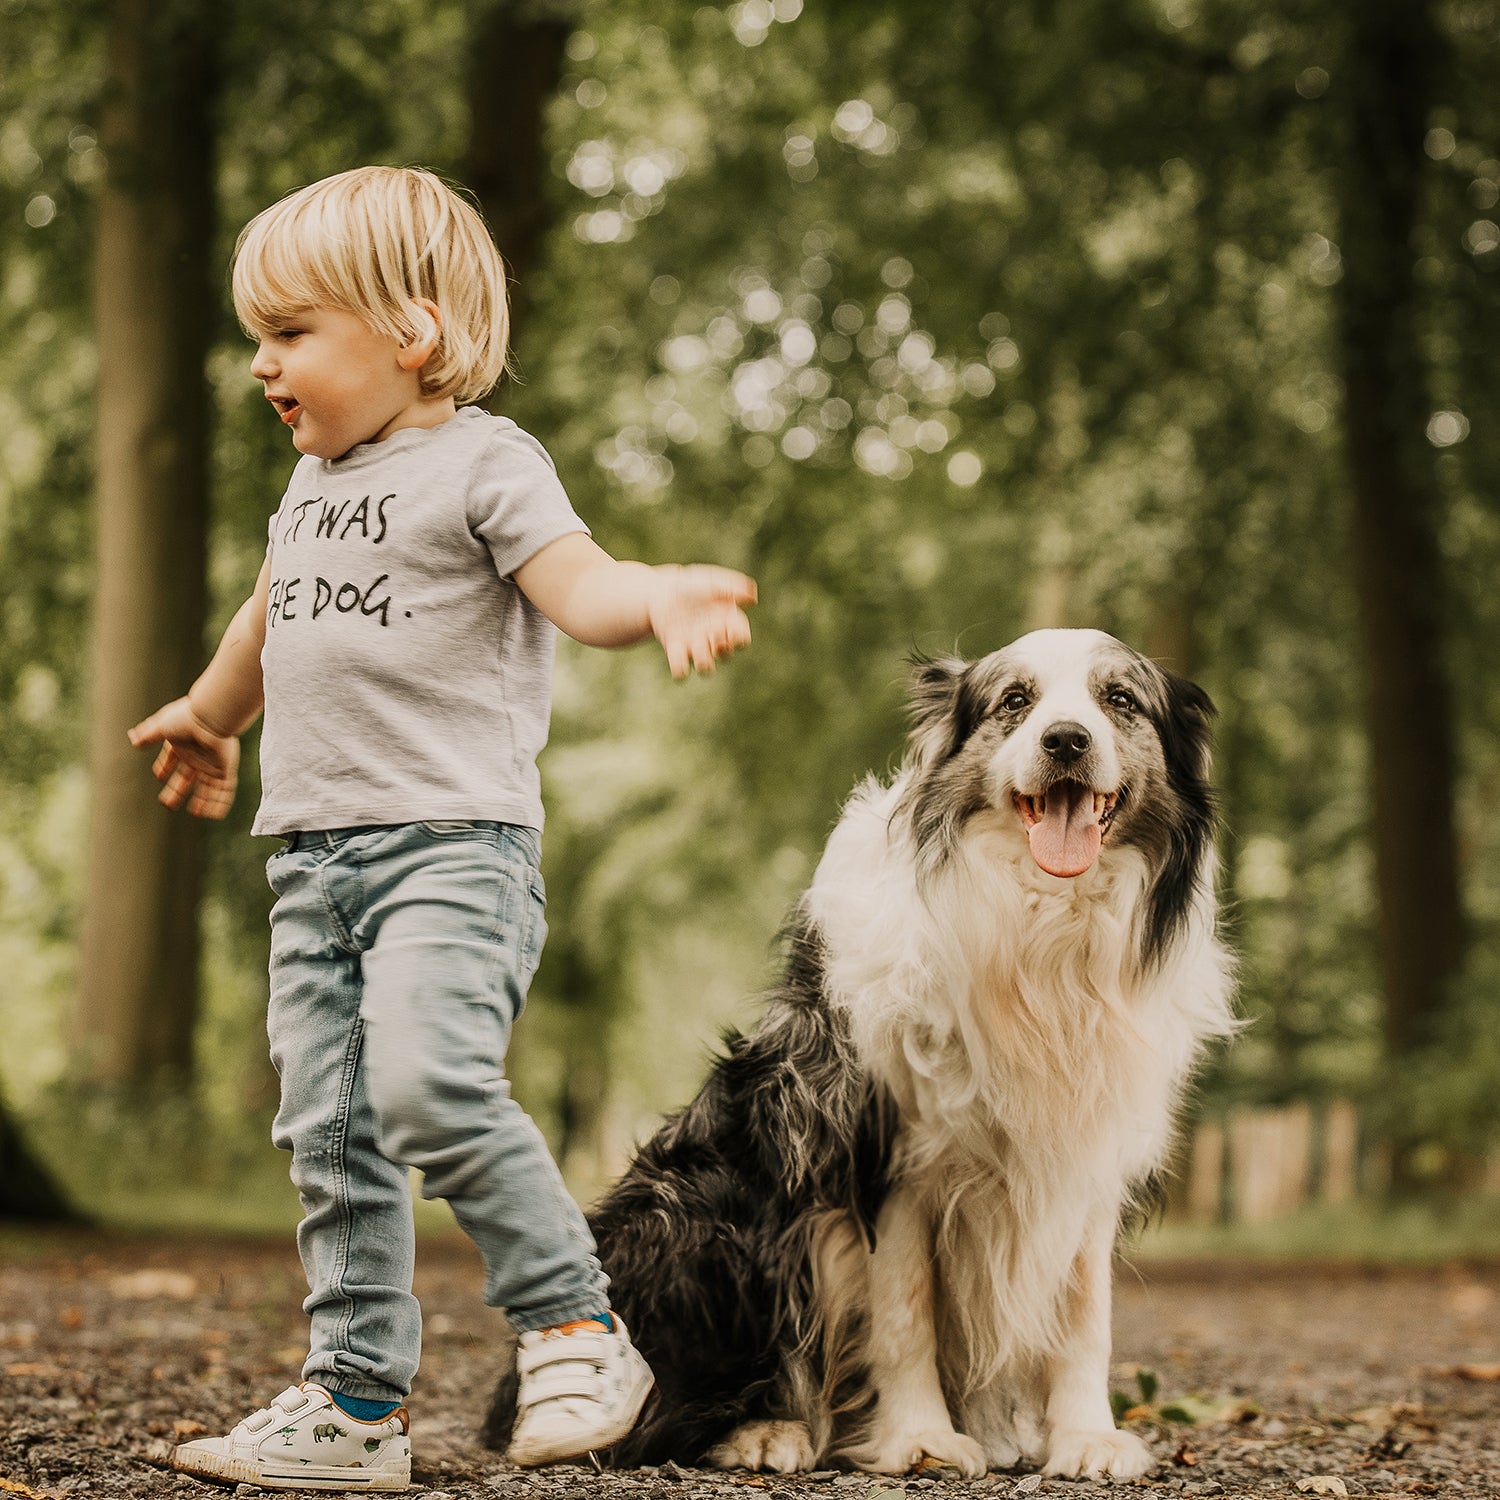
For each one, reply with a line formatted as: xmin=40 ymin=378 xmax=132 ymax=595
xmin=250 ymin=306 xmax=431 ymax=461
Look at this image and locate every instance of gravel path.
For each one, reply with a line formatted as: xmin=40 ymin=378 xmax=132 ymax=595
xmin=1 ymin=1230 xmax=1497 ymax=1499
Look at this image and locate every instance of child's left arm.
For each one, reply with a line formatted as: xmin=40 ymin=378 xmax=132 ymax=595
xmin=513 ymin=533 xmax=756 ymax=678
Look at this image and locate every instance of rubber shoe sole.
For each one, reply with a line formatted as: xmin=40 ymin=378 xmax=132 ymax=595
xmin=171 ymin=1438 xmax=411 ymax=1490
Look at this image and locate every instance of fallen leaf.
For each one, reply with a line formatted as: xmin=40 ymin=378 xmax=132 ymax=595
xmin=173 ymin=1419 xmax=208 ymax=1439
xmin=1121 ymin=1403 xmax=1155 ymax=1422
xmin=109 ymin=1269 xmax=198 ymax=1300
xmin=1219 ymin=1400 xmax=1262 ymax=1425
xmin=0 ymin=1478 xmax=43 ymax=1498
xmin=1446 ymin=1362 xmax=1500 ymax=1381
xmin=914 ymin=1456 xmax=958 ymax=1473
xmin=1444 ymin=1282 xmax=1493 ymax=1319
xmin=1368 ymin=1428 xmax=1411 ymax=1460
xmin=1295 ymin=1479 xmax=1348 ymax=1497
xmin=1158 ymin=1395 xmax=1229 ymax=1425
xmin=1172 ymin=1441 xmax=1198 ymax=1466
xmin=1011 ymin=1476 xmax=1043 ymax=1496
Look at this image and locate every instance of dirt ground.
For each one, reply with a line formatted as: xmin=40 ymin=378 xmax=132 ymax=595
xmin=1 ymin=1229 xmax=1497 ymax=1500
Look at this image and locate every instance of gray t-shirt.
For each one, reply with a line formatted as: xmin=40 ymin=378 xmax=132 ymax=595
xmin=252 ymin=406 xmax=588 ymax=836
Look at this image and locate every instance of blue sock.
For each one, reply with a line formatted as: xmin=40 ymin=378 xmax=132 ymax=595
xmin=327 ymin=1391 xmax=402 ymax=1421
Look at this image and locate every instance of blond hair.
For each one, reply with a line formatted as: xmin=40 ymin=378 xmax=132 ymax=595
xmin=232 ymin=166 xmax=510 ymax=403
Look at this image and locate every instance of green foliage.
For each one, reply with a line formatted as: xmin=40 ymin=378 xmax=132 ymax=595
xmin=1110 ymin=1365 xmax=1247 ymax=1426
xmin=1 ymin=0 xmax=1498 ymax=1207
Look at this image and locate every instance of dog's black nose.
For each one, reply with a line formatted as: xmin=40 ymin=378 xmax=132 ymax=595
xmin=1041 ymin=721 xmax=1092 ymax=762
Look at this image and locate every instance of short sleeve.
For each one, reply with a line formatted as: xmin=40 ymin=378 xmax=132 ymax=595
xmin=468 ymin=425 xmax=590 ymax=578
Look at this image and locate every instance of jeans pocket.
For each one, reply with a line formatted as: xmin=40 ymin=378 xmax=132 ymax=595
xmin=519 ymin=870 xmax=548 ymax=991
xmin=419 ymin=819 xmax=489 ymax=838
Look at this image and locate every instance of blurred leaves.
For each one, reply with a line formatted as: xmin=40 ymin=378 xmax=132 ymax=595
xmin=0 ymin=0 xmax=1498 ymax=1181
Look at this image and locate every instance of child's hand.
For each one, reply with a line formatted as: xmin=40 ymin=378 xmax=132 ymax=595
xmin=127 ymin=697 xmax=241 ymax=819
xmin=647 ymin=565 xmax=757 ymax=678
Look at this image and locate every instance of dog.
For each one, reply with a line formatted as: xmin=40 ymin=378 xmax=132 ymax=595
xmin=485 ymin=628 xmax=1237 ymax=1480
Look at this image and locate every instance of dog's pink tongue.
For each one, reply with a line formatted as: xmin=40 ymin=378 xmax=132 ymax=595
xmin=1027 ymin=782 xmax=1102 ymax=878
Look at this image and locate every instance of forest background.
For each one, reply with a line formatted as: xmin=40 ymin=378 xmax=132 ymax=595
xmin=1 ymin=0 xmax=1498 ymax=1241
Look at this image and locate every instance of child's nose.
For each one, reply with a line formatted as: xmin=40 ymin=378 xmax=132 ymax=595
xmin=250 ymin=341 xmax=276 ymax=378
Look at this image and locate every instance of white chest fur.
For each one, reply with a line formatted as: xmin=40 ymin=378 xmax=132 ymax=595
xmin=805 ymin=776 xmax=1236 ymax=1389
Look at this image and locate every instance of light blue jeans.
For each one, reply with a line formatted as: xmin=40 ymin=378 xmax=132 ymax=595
xmin=265 ymin=820 xmax=608 ymax=1402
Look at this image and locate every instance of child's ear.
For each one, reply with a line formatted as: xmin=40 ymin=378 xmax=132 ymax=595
xmin=397 ymin=298 xmax=441 ymax=371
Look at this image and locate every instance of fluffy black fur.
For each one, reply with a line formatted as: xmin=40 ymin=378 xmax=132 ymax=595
xmin=484 ymin=921 xmax=894 ymax=1463
xmin=1133 ymin=671 xmax=1216 ymax=967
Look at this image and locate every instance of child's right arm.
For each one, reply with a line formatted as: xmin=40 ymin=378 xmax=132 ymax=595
xmin=127 ymin=558 xmax=272 ymax=820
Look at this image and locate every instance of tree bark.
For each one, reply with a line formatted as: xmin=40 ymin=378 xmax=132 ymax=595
xmin=1335 ymin=0 xmax=1464 ymax=1182
xmin=75 ymin=0 xmax=219 ymax=1085
xmin=0 ymin=1098 xmax=76 ymax=1222
xmin=463 ymin=0 xmax=576 ymax=356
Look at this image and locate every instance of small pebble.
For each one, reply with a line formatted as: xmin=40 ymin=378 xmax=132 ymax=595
xmin=661 ymin=1460 xmax=689 ymax=1482
xmin=1012 ymin=1477 xmax=1044 ymax=1497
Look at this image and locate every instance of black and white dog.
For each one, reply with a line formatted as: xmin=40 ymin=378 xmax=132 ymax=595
xmin=486 ymin=629 xmax=1237 ymax=1480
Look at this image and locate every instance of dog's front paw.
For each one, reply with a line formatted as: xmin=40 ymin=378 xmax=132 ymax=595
xmin=861 ymin=1429 xmax=987 ymax=1478
xmin=1042 ymin=1427 xmax=1155 ymax=1480
xmin=708 ymin=1420 xmax=816 ymax=1472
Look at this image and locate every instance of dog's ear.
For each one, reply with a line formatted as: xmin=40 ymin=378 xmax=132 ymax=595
xmin=1140 ymin=667 xmax=1218 ymax=968
xmin=906 ymin=654 xmax=983 ymax=769
xmin=1158 ymin=671 xmax=1216 ymax=790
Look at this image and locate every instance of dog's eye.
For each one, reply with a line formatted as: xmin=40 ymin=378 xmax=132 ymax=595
xmin=1000 ymin=690 xmax=1030 ymax=713
xmin=1106 ymin=688 xmax=1136 ymax=713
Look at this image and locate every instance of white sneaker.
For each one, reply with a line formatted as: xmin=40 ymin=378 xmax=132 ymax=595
xmin=507 ymin=1314 xmax=655 ymax=1466
xmin=172 ymin=1383 xmax=411 ymax=1491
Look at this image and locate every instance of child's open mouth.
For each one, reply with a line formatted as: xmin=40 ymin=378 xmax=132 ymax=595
xmin=267 ymin=395 xmax=302 ymax=425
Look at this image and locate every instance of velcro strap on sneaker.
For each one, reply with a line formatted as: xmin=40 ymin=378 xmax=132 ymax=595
xmin=243 ymin=1387 xmax=311 ymax=1432
xmin=517 ymin=1331 xmax=613 ymax=1375
xmin=516 ymin=1366 xmax=610 ymax=1409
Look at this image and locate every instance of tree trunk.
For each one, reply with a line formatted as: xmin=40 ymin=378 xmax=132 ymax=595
xmin=75 ymin=0 xmax=219 ymax=1085
xmin=463 ymin=0 xmax=576 ymax=356
xmin=1334 ymin=0 xmax=1464 ymax=1185
xmin=0 ymin=1098 xmax=76 ymax=1222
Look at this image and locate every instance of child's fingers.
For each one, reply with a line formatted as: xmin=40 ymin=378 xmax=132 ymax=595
xmin=127 ymin=713 xmax=163 ymax=748
xmin=186 ymin=781 xmax=234 ymax=820
xmin=151 ymin=743 xmax=178 ymax=785
xmin=724 ymin=608 xmax=752 ymax=651
xmin=158 ymin=762 xmax=196 ymax=810
xmin=663 ymin=637 xmax=690 ymax=679
xmin=689 ymin=633 xmax=718 ymax=674
xmin=679 ymin=565 xmax=758 ymax=606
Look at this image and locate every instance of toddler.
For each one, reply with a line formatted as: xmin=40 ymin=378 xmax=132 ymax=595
xmin=129 ymin=165 xmax=756 ymax=1492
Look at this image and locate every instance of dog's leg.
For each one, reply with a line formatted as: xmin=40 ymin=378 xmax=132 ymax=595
xmin=1040 ymin=1218 xmax=1154 ymax=1480
xmin=852 ymin=1183 xmax=986 ymax=1477
xmin=708 ymin=1420 xmax=816 ymax=1472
